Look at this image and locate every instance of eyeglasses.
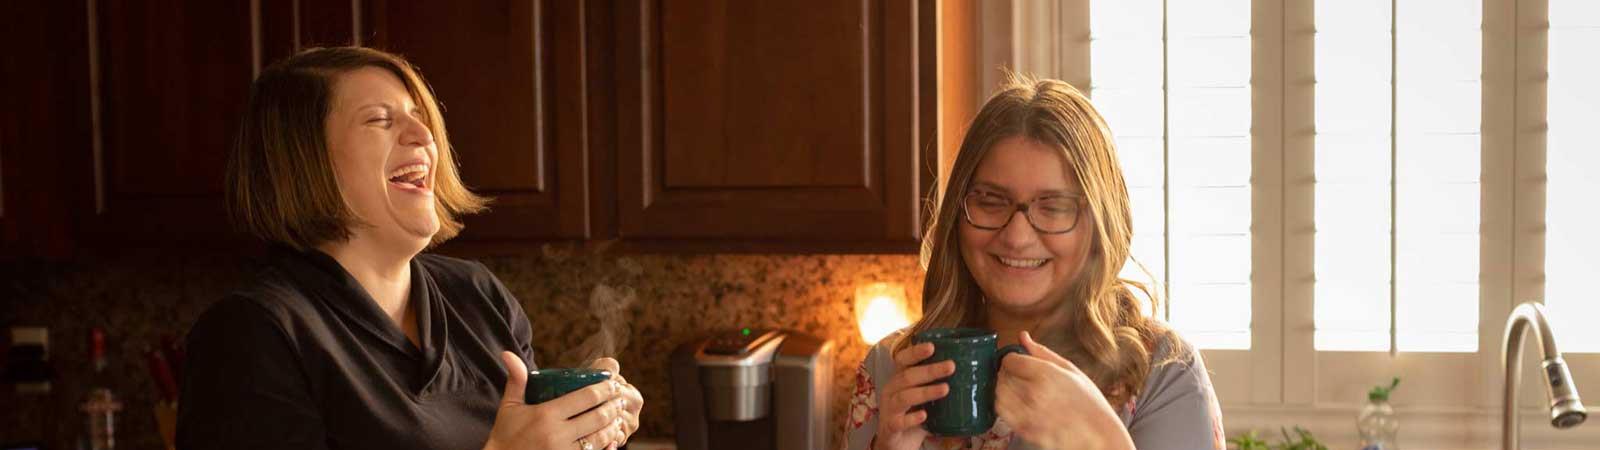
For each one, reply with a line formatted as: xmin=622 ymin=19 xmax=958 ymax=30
xmin=961 ymin=189 xmax=1084 ymax=234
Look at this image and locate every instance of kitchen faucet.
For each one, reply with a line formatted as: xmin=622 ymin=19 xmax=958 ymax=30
xmin=1502 ymin=302 xmax=1586 ymax=450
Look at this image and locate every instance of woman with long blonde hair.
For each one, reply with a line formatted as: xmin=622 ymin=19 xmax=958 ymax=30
xmin=842 ymin=75 xmax=1224 ymax=450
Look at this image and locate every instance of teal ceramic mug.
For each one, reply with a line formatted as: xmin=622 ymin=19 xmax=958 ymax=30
xmin=912 ymin=327 xmax=1029 ymax=436
xmin=525 ymin=368 xmax=612 ymax=404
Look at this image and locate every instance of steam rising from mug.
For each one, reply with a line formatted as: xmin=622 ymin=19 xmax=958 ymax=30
xmin=571 ymin=283 xmax=638 ymax=365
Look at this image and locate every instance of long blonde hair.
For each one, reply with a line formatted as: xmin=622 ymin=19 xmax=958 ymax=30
xmin=904 ymin=74 xmax=1180 ymax=407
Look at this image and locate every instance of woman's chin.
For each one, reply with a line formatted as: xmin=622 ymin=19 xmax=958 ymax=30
xmin=401 ymin=223 xmax=439 ymax=242
xmin=386 ymin=204 xmax=439 ymax=239
xmin=986 ymin=292 xmax=1053 ymax=312
xmin=388 ymin=217 xmax=439 ymax=247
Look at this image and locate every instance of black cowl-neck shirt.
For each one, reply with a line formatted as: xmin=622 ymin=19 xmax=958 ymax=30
xmin=177 ymin=247 xmax=536 ymax=450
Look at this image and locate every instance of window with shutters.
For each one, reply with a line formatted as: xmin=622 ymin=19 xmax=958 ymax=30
xmin=978 ymin=0 xmax=1600 ymax=446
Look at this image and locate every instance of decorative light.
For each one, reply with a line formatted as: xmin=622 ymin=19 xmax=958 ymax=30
xmin=854 ymin=282 xmax=918 ymax=345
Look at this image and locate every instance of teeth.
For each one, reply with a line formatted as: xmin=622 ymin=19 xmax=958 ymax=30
xmin=388 ymin=164 xmax=428 ymax=182
xmin=997 ymin=256 xmax=1047 ymax=268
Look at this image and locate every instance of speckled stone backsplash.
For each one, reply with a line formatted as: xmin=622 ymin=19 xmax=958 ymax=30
xmin=1 ymin=246 xmax=922 ymax=449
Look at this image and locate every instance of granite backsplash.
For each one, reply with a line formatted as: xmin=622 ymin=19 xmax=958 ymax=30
xmin=0 ymin=246 xmax=922 ymax=449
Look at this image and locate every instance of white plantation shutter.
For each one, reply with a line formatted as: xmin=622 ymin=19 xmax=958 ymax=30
xmin=1089 ymin=0 xmax=1164 ymax=302
xmin=1544 ymin=0 xmax=1600 ymax=353
xmin=1090 ymin=0 xmax=1253 ymax=350
xmin=1312 ymin=0 xmax=1481 ymax=352
xmin=1313 ymin=0 xmax=1393 ymax=351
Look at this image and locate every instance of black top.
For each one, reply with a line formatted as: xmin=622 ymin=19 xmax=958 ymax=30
xmin=177 ymin=247 xmax=536 ymax=450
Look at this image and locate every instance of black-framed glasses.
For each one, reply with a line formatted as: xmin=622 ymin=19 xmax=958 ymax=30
xmin=961 ymin=189 xmax=1084 ymax=234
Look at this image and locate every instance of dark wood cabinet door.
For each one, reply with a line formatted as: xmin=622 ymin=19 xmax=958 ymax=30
xmin=1 ymin=0 xmax=90 ymax=258
xmin=365 ymin=0 xmax=593 ymax=242
xmin=80 ymin=0 xmax=257 ymax=248
xmin=614 ymin=0 xmax=934 ymax=251
xmin=259 ymin=1 xmax=359 ymax=62
xmin=30 ymin=0 xmax=938 ymax=256
xmin=76 ymin=0 xmax=593 ymax=250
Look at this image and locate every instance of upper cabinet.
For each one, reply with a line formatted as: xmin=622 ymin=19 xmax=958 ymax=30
xmin=1 ymin=0 xmax=91 ymax=258
xmin=78 ymin=0 xmax=257 ymax=248
xmin=612 ymin=0 xmax=934 ymax=251
xmin=365 ymin=0 xmax=594 ymax=241
xmin=5 ymin=0 xmax=953 ymax=258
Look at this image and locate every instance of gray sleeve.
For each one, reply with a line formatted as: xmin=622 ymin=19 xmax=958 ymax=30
xmin=1126 ymin=347 xmax=1227 ymax=450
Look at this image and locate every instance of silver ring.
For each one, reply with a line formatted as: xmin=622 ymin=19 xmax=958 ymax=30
xmin=580 ymin=440 xmax=594 ymax=450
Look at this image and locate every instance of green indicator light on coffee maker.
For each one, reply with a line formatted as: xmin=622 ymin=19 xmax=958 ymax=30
xmin=742 ymin=328 xmax=751 ymax=336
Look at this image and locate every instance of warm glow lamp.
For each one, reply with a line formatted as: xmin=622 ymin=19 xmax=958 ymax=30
xmin=853 ymin=282 xmax=919 ymax=345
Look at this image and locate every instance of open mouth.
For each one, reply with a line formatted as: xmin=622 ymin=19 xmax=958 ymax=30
xmin=995 ymin=255 xmax=1049 ymax=269
xmin=387 ymin=163 xmax=429 ymax=190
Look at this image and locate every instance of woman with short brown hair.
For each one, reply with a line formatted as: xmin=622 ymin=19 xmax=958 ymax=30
xmin=178 ymin=47 xmax=642 ymax=450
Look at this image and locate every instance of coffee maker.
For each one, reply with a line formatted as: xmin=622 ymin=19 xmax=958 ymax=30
xmin=671 ymin=329 xmax=832 ymax=450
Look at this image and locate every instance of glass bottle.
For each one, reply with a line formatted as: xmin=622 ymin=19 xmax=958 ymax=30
xmin=1358 ymin=377 xmax=1400 ymax=450
xmin=79 ymin=328 xmax=122 ymax=450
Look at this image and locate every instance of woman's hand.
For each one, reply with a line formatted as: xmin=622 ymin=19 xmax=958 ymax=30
xmin=872 ymin=342 xmax=955 ymax=450
xmin=482 ymin=352 xmax=629 ymax=450
xmin=995 ymin=332 xmax=1134 ymax=450
xmin=586 ymin=357 xmax=644 ymax=449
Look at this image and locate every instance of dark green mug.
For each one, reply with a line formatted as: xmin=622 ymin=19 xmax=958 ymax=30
xmin=912 ymin=327 xmax=1029 ymax=436
xmin=525 ymin=368 xmax=612 ymax=404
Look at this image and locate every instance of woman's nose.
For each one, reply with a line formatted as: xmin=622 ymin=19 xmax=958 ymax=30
xmin=400 ymin=115 xmax=435 ymax=148
xmin=996 ymin=210 xmax=1040 ymax=247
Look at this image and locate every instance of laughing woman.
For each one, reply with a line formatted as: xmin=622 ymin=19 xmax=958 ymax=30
xmin=842 ymin=75 xmax=1225 ymax=450
xmin=177 ymin=47 xmax=642 ymax=450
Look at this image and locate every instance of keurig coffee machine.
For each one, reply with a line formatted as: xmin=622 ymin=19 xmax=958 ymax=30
xmin=671 ymin=329 xmax=832 ymax=450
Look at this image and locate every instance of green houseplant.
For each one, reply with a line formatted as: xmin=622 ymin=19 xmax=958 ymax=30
xmin=1227 ymin=427 xmax=1329 ymax=450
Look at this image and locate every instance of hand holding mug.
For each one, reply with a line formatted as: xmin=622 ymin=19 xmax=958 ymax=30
xmin=912 ymin=328 xmax=1026 ymax=437
xmin=994 ymin=331 xmax=1133 ymax=450
xmin=871 ymin=341 xmax=952 ymax=450
xmin=482 ymin=352 xmax=628 ymax=450
xmin=585 ymin=357 xmax=643 ymax=449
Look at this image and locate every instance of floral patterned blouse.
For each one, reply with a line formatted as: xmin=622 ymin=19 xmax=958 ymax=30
xmin=840 ymin=329 xmax=1226 ymax=450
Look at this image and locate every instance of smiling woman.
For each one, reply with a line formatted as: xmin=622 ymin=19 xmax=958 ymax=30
xmin=224 ymin=49 xmax=482 ymax=251
xmin=321 ymin=66 xmax=460 ymax=251
xmin=180 ymin=47 xmax=643 ymax=450
xmin=842 ymin=74 xmax=1225 ymax=450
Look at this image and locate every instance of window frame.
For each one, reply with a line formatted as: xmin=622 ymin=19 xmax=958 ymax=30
xmin=976 ymin=0 xmax=1600 ymax=446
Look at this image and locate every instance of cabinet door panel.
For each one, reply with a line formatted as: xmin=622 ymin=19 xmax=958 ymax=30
xmin=658 ymin=1 xmax=867 ymax=189
xmin=367 ymin=0 xmax=591 ymax=241
xmin=617 ymin=0 xmax=930 ymax=247
xmin=1 ymin=0 xmax=90 ymax=258
xmin=83 ymin=0 xmax=255 ymax=246
xmin=259 ymin=1 xmax=357 ymax=63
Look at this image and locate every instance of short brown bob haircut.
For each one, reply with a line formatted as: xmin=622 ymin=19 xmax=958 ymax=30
xmin=226 ymin=47 xmax=487 ymax=251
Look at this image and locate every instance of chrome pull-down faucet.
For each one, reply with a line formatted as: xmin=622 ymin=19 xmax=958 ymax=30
xmin=1502 ymin=302 xmax=1586 ymax=450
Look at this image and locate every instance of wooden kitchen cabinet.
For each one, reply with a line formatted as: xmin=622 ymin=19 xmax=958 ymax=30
xmin=612 ymin=0 xmax=936 ymax=252
xmin=71 ymin=0 xmax=256 ymax=250
xmin=56 ymin=0 xmax=595 ymax=251
xmin=371 ymin=0 xmax=941 ymax=252
xmin=2 ymin=0 xmax=364 ymax=257
xmin=7 ymin=0 xmax=954 ymax=257
xmin=1 ymin=0 xmax=91 ymax=259
xmin=364 ymin=0 xmax=596 ymax=241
